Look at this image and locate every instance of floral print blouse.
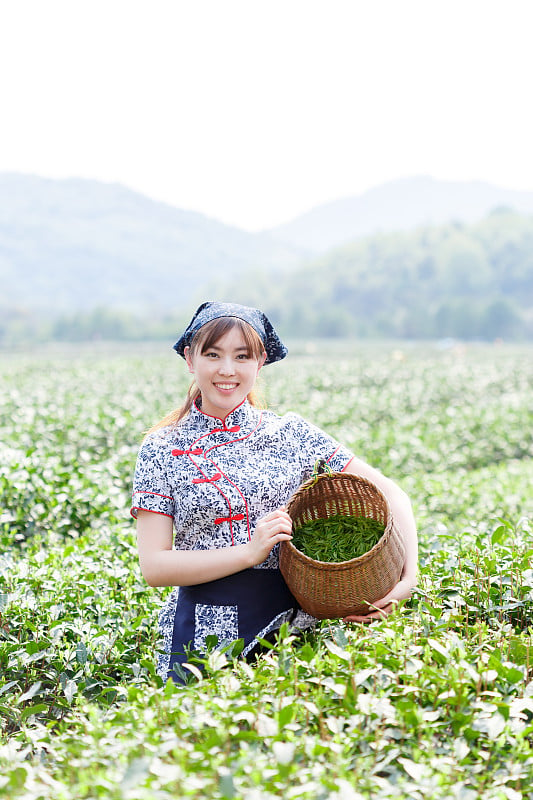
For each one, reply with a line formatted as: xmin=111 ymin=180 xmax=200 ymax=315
xmin=131 ymin=398 xmax=354 ymax=676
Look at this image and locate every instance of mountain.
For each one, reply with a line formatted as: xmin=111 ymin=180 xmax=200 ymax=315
xmin=266 ymin=176 xmax=533 ymax=253
xmin=219 ymin=209 xmax=533 ymax=341
xmin=0 ymin=173 xmax=306 ymax=313
xmin=4 ymin=172 xmax=533 ymax=337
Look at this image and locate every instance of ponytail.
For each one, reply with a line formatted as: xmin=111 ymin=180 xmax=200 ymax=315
xmin=144 ymin=382 xmax=201 ymax=435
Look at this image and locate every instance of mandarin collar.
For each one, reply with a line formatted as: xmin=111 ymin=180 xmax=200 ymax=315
xmin=188 ymin=398 xmax=261 ymax=433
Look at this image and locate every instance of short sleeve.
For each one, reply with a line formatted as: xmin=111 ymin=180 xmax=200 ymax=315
xmin=284 ymin=413 xmax=354 ymax=480
xmin=130 ymin=435 xmax=175 ymax=519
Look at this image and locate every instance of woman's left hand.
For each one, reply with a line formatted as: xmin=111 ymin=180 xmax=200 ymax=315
xmin=342 ymin=578 xmax=415 ymax=623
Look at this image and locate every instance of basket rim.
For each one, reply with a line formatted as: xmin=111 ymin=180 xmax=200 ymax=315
xmin=285 ymin=471 xmax=395 ymax=569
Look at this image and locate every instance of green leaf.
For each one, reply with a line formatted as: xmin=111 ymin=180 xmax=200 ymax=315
xmin=76 ymin=640 xmax=88 ymax=664
xmin=333 ymin=626 xmax=349 ymax=648
xmin=0 ymin=681 xmax=19 ymax=696
xmin=491 ymin=525 xmax=506 ymax=545
xmin=21 ymin=702 xmax=48 ymax=720
xmin=277 ymin=703 xmax=296 ymax=728
xmin=17 ymin=681 xmax=42 ymax=704
xmin=63 ymin=679 xmax=77 ymax=704
xmin=182 ymin=662 xmax=203 ymax=681
xmin=324 ymin=639 xmax=351 ymax=662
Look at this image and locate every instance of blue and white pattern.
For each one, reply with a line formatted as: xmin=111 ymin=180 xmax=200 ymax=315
xmin=131 ymin=398 xmax=354 ymax=678
xmin=173 ymin=301 xmax=288 ymax=364
xmin=194 ymin=604 xmax=239 ymax=651
xmin=157 ymin=589 xmax=179 ymax=675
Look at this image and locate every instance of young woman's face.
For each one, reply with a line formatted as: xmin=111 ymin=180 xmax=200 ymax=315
xmin=184 ymin=326 xmax=266 ymax=419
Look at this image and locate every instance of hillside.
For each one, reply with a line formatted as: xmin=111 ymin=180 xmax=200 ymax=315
xmin=3 ymin=174 xmax=533 ymax=343
xmin=220 ymin=209 xmax=533 ymax=340
xmin=267 ymin=176 xmax=533 ymax=253
xmin=0 ymin=173 xmax=305 ymax=313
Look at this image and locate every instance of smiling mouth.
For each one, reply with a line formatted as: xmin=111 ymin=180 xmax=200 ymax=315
xmin=214 ymin=383 xmax=239 ymax=390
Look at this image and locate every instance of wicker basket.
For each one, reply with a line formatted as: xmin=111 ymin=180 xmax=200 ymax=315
xmin=279 ymin=472 xmax=405 ymax=619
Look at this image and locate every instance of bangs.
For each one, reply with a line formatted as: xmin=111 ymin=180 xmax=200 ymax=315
xmin=192 ymin=317 xmax=265 ymax=359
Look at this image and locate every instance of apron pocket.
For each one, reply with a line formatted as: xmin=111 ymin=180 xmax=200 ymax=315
xmin=194 ymin=603 xmax=238 ymax=651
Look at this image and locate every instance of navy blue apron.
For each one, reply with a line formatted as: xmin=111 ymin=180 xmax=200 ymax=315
xmin=168 ymin=568 xmax=297 ymax=683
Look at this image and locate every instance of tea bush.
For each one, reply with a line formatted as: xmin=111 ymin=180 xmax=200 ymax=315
xmin=1 ymin=342 xmax=532 ymax=799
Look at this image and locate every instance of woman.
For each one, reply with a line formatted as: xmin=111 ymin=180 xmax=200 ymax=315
xmin=131 ymin=301 xmax=418 ymax=682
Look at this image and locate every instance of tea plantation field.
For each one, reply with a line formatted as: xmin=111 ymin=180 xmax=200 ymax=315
xmin=1 ymin=341 xmax=532 ymax=800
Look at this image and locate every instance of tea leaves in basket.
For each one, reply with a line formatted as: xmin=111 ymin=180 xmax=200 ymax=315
xmin=291 ymin=514 xmax=385 ymax=562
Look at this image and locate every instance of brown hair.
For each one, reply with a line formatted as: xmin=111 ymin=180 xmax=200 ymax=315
xmin=146 ymin=317 xmax=266 ymax=435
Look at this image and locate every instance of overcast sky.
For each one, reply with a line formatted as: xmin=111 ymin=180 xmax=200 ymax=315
xmin=1 ymin=0 xmax=532 ymax=231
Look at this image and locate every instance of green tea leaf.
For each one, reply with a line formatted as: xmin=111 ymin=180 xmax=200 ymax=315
xmin=292 ymin=514 xmax=384 ymax=561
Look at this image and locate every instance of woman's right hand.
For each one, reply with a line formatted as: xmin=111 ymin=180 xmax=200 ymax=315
xmin=137 ymin=508 xmax=293 ymax=587
xmin=247 ymin=508 xmax=293 ymax=565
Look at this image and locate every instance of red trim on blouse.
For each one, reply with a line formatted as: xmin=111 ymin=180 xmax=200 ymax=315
xmin=192 ymin=396 xmax=247 ymax=423
xmin=171 ymin=408 xmax=264 ymax=544
xmin=130 ymin=507 xmax=173 ymax=520
xmin=130 ymin=490 xmax=174 ymax=520
xmin=211 ymin=424 xmax=240 ymax=434
xmin=203 ymin=413 xmax=263 ymax=455
xmin=168 ymin=429 xmax=239 ymax=538
xmin=192 ymin=473 xmax=222 ymax=484
xmin=340 ymin=455 xmax=354 ymax=472
xmin=214 ymin=514 xmax=245 ymax=525
xmin=202 ymin=411 xmax=264 ymax=542
xmin=325 ymin=445 xmax=353 ymax=472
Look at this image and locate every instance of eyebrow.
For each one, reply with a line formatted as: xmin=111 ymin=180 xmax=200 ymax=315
xmin=207 ymin=344 xmax=249 ymax=352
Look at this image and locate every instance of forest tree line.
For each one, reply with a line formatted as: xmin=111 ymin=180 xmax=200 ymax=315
xmin=3 ymin=208 xmax=533 ymax=345
xmin=220 ymin=208 xmax=533 ymax=341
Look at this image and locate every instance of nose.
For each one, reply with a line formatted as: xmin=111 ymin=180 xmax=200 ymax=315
xmin=218 ymin=357 xmax=236 ymax=376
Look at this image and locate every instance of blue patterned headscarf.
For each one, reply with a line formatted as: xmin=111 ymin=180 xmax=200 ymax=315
xmin=173 ymin=301 xmax=288 ymax=365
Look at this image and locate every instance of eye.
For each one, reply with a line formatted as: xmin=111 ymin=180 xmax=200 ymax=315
xmin=204 ymin=351 xmax=219 ymax=358
xmin=237 ymin=353 xmax=251 ymax=360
